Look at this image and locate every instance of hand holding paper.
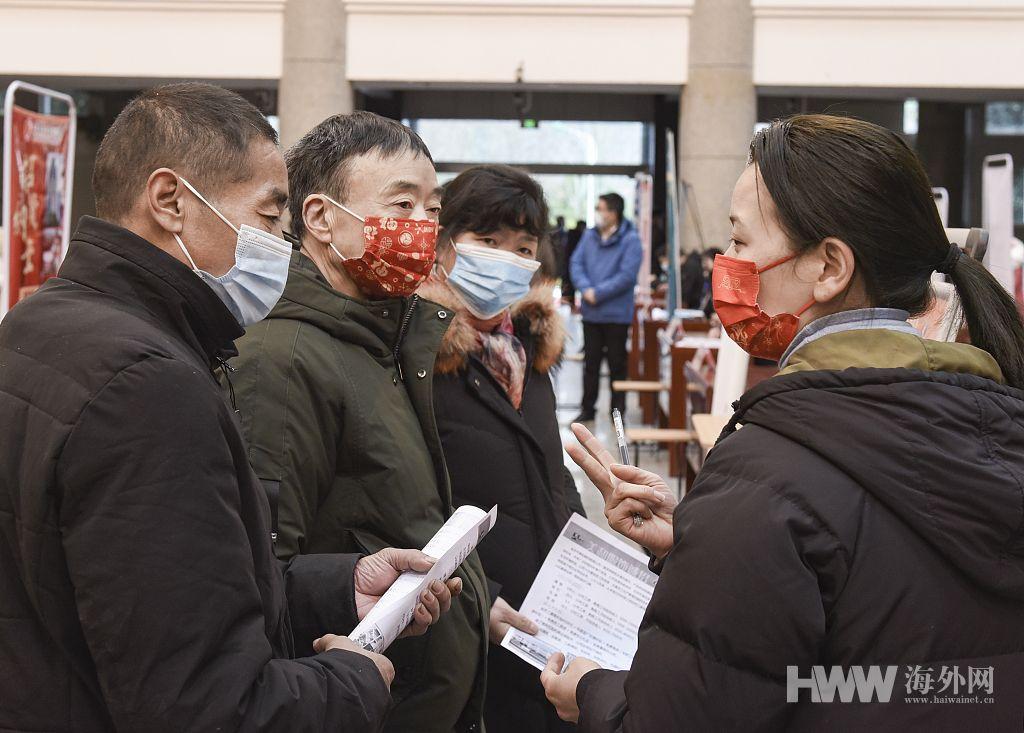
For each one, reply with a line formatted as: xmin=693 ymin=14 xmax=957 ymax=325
xmin=349 ymin=505 xmax=497 ymax=653
xmin=353 ymin=548 xmax=463 ymax=639
xmin=540 ymin=652 xmax=601 ymax=723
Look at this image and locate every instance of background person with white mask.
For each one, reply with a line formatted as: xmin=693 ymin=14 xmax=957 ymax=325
xmin=0 ymin=83 xmax=459 ymax=733
xmin=569 ymin=192 xmax=643 ymax=423
xmin=418 ymin=164 xmax=585 ymax=733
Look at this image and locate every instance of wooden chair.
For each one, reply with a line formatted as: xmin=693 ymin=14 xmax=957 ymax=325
xmin=619 ymin=330 xmax=718 ymax=497
xmin=611 ymin=315 xmax=668 ymax=425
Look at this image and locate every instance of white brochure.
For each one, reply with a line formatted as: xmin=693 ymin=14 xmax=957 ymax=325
xmin=501 ymin=513 xmax=658 ymax=672
xmin=349 ymin=504 xmax=497 ymax=653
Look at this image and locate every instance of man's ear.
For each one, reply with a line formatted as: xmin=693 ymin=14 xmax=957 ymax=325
xmin=145 ymin=168 xmax=185 ymax=235
xmin=812 ymin=236 xmax=858 ymax=304
xmin=303 ymin=194 xmax=333 ymax=245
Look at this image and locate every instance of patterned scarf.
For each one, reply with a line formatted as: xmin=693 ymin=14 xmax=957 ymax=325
xmin=474 ymin=312 xmax=528 ymax=409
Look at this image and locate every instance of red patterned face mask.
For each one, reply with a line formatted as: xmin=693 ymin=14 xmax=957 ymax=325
xmin=321 ymin=194 xmax=437 ymax=299
xmin=711 ymin=253 xmax=815 ymax=361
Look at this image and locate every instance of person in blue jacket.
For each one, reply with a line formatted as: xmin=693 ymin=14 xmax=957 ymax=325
xmin=569 ymin=192 xmax=644 ymax=422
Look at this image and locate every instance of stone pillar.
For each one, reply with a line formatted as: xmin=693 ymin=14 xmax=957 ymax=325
xmin=678 ymin=0 xmax=756 ymax=252
xmin=278 ymin=0 xmax=353 ymax=148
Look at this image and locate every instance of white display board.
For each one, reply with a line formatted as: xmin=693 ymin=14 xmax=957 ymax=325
xmin=710 ymin=328 xmax=749 ymax=417
xmin=634 ymin=172 xmax=653 ymax=306
xmin=981 ymin=154 xmax=1015 ymax=295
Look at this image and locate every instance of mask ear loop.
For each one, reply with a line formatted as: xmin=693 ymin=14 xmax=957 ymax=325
xmin=327 ymin=242 xmax=349 ymax=262
xmin=432 ymin=229 xmax=456 ymax=281
xmin=320 ymin=193 xmax=365 ymax=223
xmin=173 ymin=233 xmax=201 ymax=273
xmin=756 ymin=251 xmax=816 ymax=317
xmin=756 ymin=251 xmax=799 ymax=274
xmin=795 ymin=298 xmax=816 ymax=317
xmin=174 ymin=176 xmax=240 ymax=275
xmin=178 ymin=177 xmax=239 ymax=235
xmin=318 ymin=193 xmax=366 ymax=262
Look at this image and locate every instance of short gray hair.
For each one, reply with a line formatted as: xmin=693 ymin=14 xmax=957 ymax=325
xmin=285 ymin=111 xmax=433 ymax=239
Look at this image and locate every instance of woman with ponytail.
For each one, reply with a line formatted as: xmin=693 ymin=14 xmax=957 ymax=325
xmin=541 ymin=114 xmax=1024 ymax=731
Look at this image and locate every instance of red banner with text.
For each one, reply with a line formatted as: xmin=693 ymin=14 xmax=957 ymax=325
xmin=4 ymin=104 xmax=71 ymax=311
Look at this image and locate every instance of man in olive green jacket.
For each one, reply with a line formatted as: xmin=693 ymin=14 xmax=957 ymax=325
xmin=231 ymin=112 xmax=489 ymax=732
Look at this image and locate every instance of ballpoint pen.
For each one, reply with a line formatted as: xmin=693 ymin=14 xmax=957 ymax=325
xmin=611 ymin=408 xmax=644 ymax=528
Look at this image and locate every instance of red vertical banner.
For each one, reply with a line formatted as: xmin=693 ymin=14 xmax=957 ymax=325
xmin=3 ymin=105 xmax=71 ymax=311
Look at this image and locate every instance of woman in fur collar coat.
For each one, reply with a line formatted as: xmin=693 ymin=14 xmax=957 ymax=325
xmin=420 ymin=165 xmax=584 ymax=733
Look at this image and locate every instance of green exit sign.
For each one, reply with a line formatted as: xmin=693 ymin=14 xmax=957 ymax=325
xmin=520 ymin=118 xmax=539 ymax=129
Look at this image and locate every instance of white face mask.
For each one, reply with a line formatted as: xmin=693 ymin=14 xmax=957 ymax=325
xmin=173 ymin=177 xmax=292 ymax=328
xmin=445 ymin=242 xmax=541 ymax=319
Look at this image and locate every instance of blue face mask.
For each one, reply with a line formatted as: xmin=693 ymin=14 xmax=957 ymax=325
xmin=445 ymin=242 xmax=541 ymax=319
xmin=173 ymin=177 xmax=292 ymax=328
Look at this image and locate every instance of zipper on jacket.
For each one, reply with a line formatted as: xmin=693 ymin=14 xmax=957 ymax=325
xmin=392 ymin=294 xmax=419 ymax=382
xmin=215 ymin=357 xmax=238 ymax=411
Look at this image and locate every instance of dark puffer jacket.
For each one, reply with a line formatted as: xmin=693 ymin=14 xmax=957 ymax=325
xmin=420 ymin=279 xmax=584 ymax=733
xmin=576 ymin=329 xmax=1024 ymax=732
xmin=0 ymin=217 xmax=390 ymax=733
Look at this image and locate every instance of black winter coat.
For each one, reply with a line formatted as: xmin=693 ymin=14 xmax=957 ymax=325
xmin=0 ymin=217 xmax=390 ymax=732
xmin=577 ymin=331 xmax=1024 ymax=732
xmin=419 ymin=280 xmax=583 ymax=733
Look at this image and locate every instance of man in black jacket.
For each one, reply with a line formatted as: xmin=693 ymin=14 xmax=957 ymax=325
xmin=0 ymin=83 xmax=457 ymax=733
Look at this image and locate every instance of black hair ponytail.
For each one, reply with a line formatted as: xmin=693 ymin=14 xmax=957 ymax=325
xmin=945 ymin=253 xmax=1024 ymax=387
xmin=751 ymin=113 xmax=1024 ymax=388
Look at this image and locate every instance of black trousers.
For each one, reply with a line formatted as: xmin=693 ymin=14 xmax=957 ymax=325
xmin=581 ymin=321 xmax=629 ymax=415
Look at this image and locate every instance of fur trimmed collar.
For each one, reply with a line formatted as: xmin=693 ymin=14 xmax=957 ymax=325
xmin=418 ymin=278 xmax=565 ymax=376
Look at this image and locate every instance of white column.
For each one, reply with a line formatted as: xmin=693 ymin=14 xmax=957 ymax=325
xmin=678 ymin=0 xmax=756 ymax=252
xmin=278 ymin=0 xmax=354 ymax=148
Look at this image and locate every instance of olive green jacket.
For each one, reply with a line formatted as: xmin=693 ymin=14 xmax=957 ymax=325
xmin=778 ymin=328 xmax=1004 ymax=382
xmin=230 ymin=252 xmax=489 ymax=733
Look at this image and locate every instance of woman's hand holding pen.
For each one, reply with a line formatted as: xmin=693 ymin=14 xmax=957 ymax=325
xmin=566 ymin=423 xmax=677 ymax=559
xmin=605 ymin=462 xmax=677 ymax=559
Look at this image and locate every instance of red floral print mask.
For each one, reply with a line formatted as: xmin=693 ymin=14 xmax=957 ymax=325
xmin=711 ymin=253 xmax=815 ymax=361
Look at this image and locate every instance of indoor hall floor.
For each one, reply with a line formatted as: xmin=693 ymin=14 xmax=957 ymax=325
xmin=552 ymin=309 xmax=673 ymax=548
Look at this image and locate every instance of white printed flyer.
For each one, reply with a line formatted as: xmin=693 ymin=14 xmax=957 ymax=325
xmin=349 ymin=504 xmax=497 ymax=653
xmin=502 ymin=513 xmax=658 ymax=672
